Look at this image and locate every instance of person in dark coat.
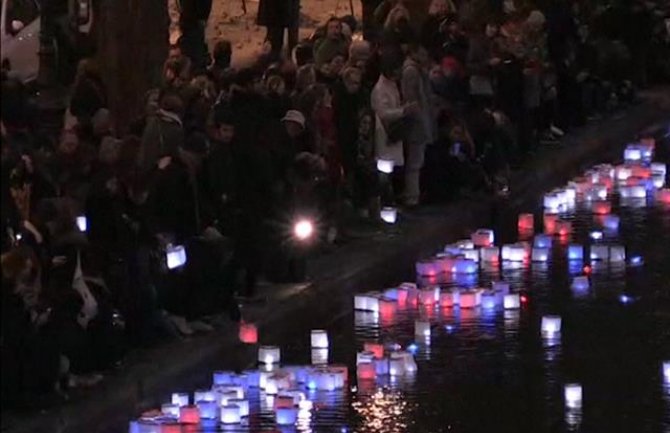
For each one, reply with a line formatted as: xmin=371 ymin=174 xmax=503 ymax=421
xmin=69 ymin=59 xmax=107 ymax=129
xmin=179 ymin=0 xmax=213 ymax=73
xmin=257 ymin=0 xmax=301 ymax=60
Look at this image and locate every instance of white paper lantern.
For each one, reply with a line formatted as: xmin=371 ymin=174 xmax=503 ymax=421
xmin=624 ymin=145 xmax=642 ymax=162
xmin=590 ymin=245 xmax=609 ymax=261
xmin=620 ymin=185 xmax=647 ymax=199
xmin=471 ymin=229 xmax=494 ymax=247
xmin=609 ymin=245 xmax=626 ymax=262
xmin=502 ymin=244 xmax=526 ymax=262
xmin=567 ymin=244 xmax=584 ymax=261
xmin=544 ymin=192 xmax=561 ymax=210
xmin=564 ymin=383 xmax=583 ymax=409
xmin=166 ymin=244 xmax=187 ymax=270
xmin=461 ymin=248 xmax=480 ymax=263
xmin=541 ymin=315 xmax=562 ymax=337
xmin=376 ymin=159 xmax=394 ymax=174
xmin=480 ymin=247 xmax=500 ymax=263
xmin=220 ymin=405 xmax=241 ymax=424
xmin=194 ymin=389 xmax=216 ymax=403
xmin=76 ymin=215 xmax=87 ymax=232
xmin=357 ymin=351 xmax=375 ymax=365
xmin=258 ymin=346 xmax=281 ymax=365
xmin=311 ymin=348 xmax=328 ymax=365
xmin=380 ymin=207 xmax=398 ymax=224
xmin=531 ymin=247 xmax=550 ymax=262
xmin=651 ymin=162 xmax=667 ymax=176
xmin=389 ymin=357 xmax=405 ymax=376
xmin=616 ymin=165 xmax=633 ymax=181
xmin=415 ymin=320 xmax=431 ymax=338
xmin=171 ymin=392 xmax=189 ymax=407
xmin=652 ymin=174 xmax=665 ymax=189
xmin=227 ymin=399 xmax=249 ymax=417
xmin=354 ymin=294 xmax=380 ymax=312
xmin=310 ymin=330 xmax=329 ymax=349
xmin=161 ymin=403 xmax=180 ymax=418
xmin=504 ymin=293 xmax=520 ymax=309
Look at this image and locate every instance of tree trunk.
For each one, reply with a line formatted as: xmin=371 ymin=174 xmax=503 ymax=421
xmin=93 ymin=0 xmax=169 ymax=133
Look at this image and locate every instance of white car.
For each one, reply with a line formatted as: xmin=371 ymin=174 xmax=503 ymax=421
xmin=1 ymin=0 xmax=93 ymax=83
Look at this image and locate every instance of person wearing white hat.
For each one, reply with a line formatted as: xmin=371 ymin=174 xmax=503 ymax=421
xmin=281 ymin=110 xmax=306 ymax=135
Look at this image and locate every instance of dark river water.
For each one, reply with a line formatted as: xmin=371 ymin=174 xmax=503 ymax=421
xmin=131 ymin=130 xmax=670 ymax=433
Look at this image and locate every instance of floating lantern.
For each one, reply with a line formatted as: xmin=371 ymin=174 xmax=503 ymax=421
xmin=504 ymin=293 xmax=520 ymax=309
xmin=590 ymin=230 xmax=603 ymax=241
xmin=197 ymin=401 xmax=219 ymax=420
xmin=310 ymin=330 xmax=329 ymax=349
xmin=374 ymin=358 xmax=390 ymax=376
xmin=620 ymin=185 xmax=646 ymax=199
xmin=364 ymin=342 xmax=384 ymax=359
xmin=564 ymin=384 xmax=583 ymax=409
xmin=161 ymin=403 xmax=180 ymax=418
xmin=76 ymin=215 xmax=87 ymax=232
xmin=663 ymin=361 xmax=670 ymax=383
xmin=194 ymin=389 xmax=216 ymax=403
xmin=543 ymin=192 xmax=561 ymax=210
xmin=502 ymin=244 xmax=526 ymax=262
xmin=481 ymin=292 xmax=499 ymax=310
xmin=493 ymin=281 xmax=510 ymax=294
xmin=357 ymin=351 xmax=375 ymax=365
xmin=258 ymin=346 xmax=281 ymax=365
xmin=179 ymin=405 xmax=200 ymax=424
xmin=651 ymin=162 xmax=667 ymax=176
xmin=656 ymin=189 xmax=670 ymax=204
xmin=380 ymin=207 xmax=398 ymax=224
xmin=166 ymin=244 xmax=187 ymax=270
xmin=239 ymin=323 xmax=258 ymax=344
xmin=590 ymin=245 xmax=609 ymax=261
xmin=541 ymin=315 xmax=562 ymax=337
xmin=472 ymin=229 xmax=495 ymax=247
xmin=556 ymin=220 xmax=572 ymax=237
xmin=592 ymin=201 xmax=612 ymax=215
xmin=171 ymin=392 xmax=189 ymax=407
xmin=543 ymin=213 xmax=558 ymax=235
xmin=480 ymin=246 xmax=500 ymax=263
xmin=357 ymin=362 xmax=376 ymax=380
xmin=518 ymin=213 xmax=534 ymax=231
xmin=567 ymin=244 xmax=584 ymax=261
xmin=227 ymin=399 xmax=249 ymax=417
xmin=624 ymin=145 xmax=642 ymax=162
xmin=376 ymin=159 xmax=394 ymax=174
xmin=440 ymin=290 xmax=459 ymax=307
xmin=459 ymin=290 xmax=481 ymax=309
xmin=354 ymin=294 xmax=379 ymax=312
xmin=219 ymin=405 xmax=241 ymax=424
xmin=461 ymin=248 xmax=480 ymax=263
xmin=531 ymin=247 xmax=550 ymax=262
xmin=609 ymin=245 xmax=626 ymax=262
xmin=415 ymin=320 xmax=431 ymax=338
xmin=311 ymin=348 xmax=328 ymax=365
xmin=416 ymin=259 xmax=440 ymax=277
xmin=602 ymin=215 xmax=620 ymax=231
xmin=534 ymin=234 xmax=552 ymax=249
xmin=452 ymin=258 xmax=478 ymax=274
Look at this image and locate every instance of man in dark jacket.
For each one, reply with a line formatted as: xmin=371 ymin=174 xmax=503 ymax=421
xmin=257 ymin=0 xmax=301 ymax=60
xmin=180 ymin=0 xmax=213 ymax=73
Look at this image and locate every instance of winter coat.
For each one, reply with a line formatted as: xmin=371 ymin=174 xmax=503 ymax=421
xmin=138 ymin=109 xmax=184 ymax=174
xmin=401 ymin=58 xmax=435 ymax=145
xmin=333 ymin=81 xmax=368 ymax=172
xmin=371 ymin=75 xmax=405 ymax=167
xmin=257 ymin=0 xmax=300 ymax=28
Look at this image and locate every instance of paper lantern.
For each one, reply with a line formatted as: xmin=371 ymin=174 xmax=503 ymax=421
xmin=571 ymin=276 xmax=590 ymax=291
xmin=542 ymin=213 xmax=558 ymax=235
xmin=543 ymin=192 xmax=561 ymax=210
xmin=652 ymin=174 xmax=665 ymax=189
xmin=277 ymin=407 xmax=299 ymax=425
xmin=567 ymin=244 xmax=584 ymax=261
xmin=452 ymin=258 xmax=477 ymax=274
xmin=541 ymin=315 xmax=562 ymax=337
xmin=239 ymin=323 xmax=258 ymax=344
xmin=620 ymin=185 xmax=647 ymax=199
xmin=161 ymin=403 xmax=180 ymax=418
xmin=197 ymin=400 xmax=219 ymax=420
xmin=243 ymin=370 xmax=260 ymax=388
xmin=663 ymin=361 xmax=670 ymax=383
xmin=656 ymin=188 xmax=670 ymax=204
xmin=472 ymin=229 xmax=495 ymax=247
xmin=380 ymin=207 xmax=397 ymax=224
xmin=357 ymin=351 xmax=375 ymax=365
xmin=590 ymin=230 xmax=603 ymax=241
xmin=504 ymin=294 xmax=520 ymax=309
xmin=227 ymin=399 xmax=249 ymax=417
xmin=590 ymin=245 xmax=609 ymax=261
xmin=609 ymin=245 xmax=626 ymax=262
xmin=194 ymin=389 xmax=216 ymax=403
xmin=502 ymin=244 xmax=526 ymax=262
xmin=415 ymin=320 xmax=431 ymax=338
xmin=311 ymin=348 xmax=328 ymax=365
xmin=374 ymin=358 xmax=390 ymax=376
xmin=592 ymin=200 xmax=611 ymax=215
xmin=419 ymin=287 xmax=439 ymax=305
xmin=556 ymin=220 xmax=572 ymax=236
xmin=212 ymin=371 xmax=235 ymax=386
xmin=166 ymin=245 xmax=187 ymax=270
xmin=493 ymin=281 xmax=510 ymax=294
xmin=357 ymin=362 xmax=376 ymax=380
xmin=531 ymin=247 xmax=550 ymax=262
xmin=533 ymin=234 xmax=552 ymax=249
xmin=416 ymin=259 xmax=440 ymax=277
xmin=76 ymin=215 xmax=87 ymax=232
xmin=585 ymin=184 xmax=608 ymax=201
xmin=564 ymin=384 xmax=583 ymax=409
xmin=315 ymin=372 xmax=337 ymax=391
xmin=258 ymin=346 xmax=281 ymax=365
xmin=480 ymin=246 xmax=500 ymax=263
xmin=310 ymin=330 xmax=329 ymax=349
xmin=624 ymin=145 xmax=642 ymax=162
xmin=363 ymin=342 xmax=384 ymax=359
xmin=354 ymin=295 xmax=379 ymax=312
xmin=171 ymin=392 xmax=189 ymax=407
xmin=179 ymin=405 xmax=200 ymax=424
xmin=602 ymin=214 xmax=620 ymax=231
xmin=376 ymin=159 xmax=394 ymax=174
xmin=481 ymin=292 xmax=498 ymax=310
xmin=459 ymin=290 xmax=481 ymax=309
xmin=616 ymin=165 xmax=633 ymax=181
xmin=220 ymin=405 xmax=241 ymax=424
xmin=440 ymin=290 xmax=459 ymax=307
xmin=461 ymin=248 xmax=480 ymax=262
xmin=298 ymin=399 xmax=313 ymax=411
xmin=518 ymin=213 xmax=534 ymax=231
xmin=389 ymin=357 xmax=405 ymax=376
xmin=433 ymin=254 xmax=456 ymax=273
xmin=651 ymin=162 xmax=667 ymax=176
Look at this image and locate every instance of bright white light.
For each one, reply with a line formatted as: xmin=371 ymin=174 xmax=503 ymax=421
xmin=376 ymin=159 xmax=394 ymax=174
xmin=564 ymin=383 xmax=583 ymax=409
xmin=76 ymin=215 xmax=87 ymax=232
xmin=663 ymin=361 xmax=670 ymax=383
xmin=541 ymin=315 xmax=562 ymax=337
xmin=166 ymin=245 xmax=187 ymax=269
xmin=294 ymin=219 xmax=314 ymax=241
xmin=380 ymin=207 xmax=397 ymax=224
xmin=310 ymin=330 xmax=329 ymax=349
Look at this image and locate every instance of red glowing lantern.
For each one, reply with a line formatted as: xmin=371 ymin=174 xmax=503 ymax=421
xmin=543 ymin=213 xmax=558 ymax=235
xmin=556 ymin=220 xmax=573 ymax=236
xmin=656 ymin=188 xmax=670 ymax=205
xmin=518 ymin=213 xmax=534 ymax=232
xmin=357 ymin=362 xmax=376 ymax=380
xmin=239 ymin=322 xmax=258 ymax=344
xmin=364 ymin=342 xmax=384 ymax=359
xmin=583 ymin=265 xmax=592 ymax=275
xmin=179 ymin=405 xmax=201 ymax=424
xmin=161 ymin=424 xmax=182 ymax=433
xmin=592 ymin=201 xmax=612 ymax=215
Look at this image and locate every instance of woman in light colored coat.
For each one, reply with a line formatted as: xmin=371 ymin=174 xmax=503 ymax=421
xmin=371 ymin=62 xmax=406 ymax=169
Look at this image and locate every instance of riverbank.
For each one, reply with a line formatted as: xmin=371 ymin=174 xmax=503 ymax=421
xmin=3 ymin=88 xmax=669 ymax=433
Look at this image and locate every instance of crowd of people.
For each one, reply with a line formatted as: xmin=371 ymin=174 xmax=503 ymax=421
xmin=2 ymin=0 xmax=669 ymax=409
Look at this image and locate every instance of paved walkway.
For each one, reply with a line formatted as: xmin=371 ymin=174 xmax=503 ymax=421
xmin=3 ymin=88 xmax=670 ymax=433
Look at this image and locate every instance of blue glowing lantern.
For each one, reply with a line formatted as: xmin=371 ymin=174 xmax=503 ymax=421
xmin=213 ymin=371 xmax=234 ymax=386
xmin=452 ymin=258 xmax=478 ymax=274
xmin=171 ymin=392 xmax=189 ymax=407
xmin=603 ymin=214 xmax=620 ymax=231
xmin=492 ymin=281 xmax=510 ymax=294
xmin=533 ymin=234 xmax=552 ymax=249
xmin=166 ymin=244 xmax=187 ymax=270
xmin=571 ymin=276 xmax=590 ymax=291
xmin=197 ymin=400 xmax=219 ymax=420
xmin=531 ymin=247 xmax=550 ymax=262
xmin=567 ymin=244 xmax=584 ymax=261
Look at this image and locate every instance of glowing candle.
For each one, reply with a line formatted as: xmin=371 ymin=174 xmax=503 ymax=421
xmin=564 ymin=384 xmax=583 ymax=409
xmin=310 ymin=330 xmax=329 ymax=349
xmin=357 ymin=362 xmax=376 ymax=380
xmin=364 ymin=342 xmax=384 ymax=359
xmin=220 ymin=404 xmax=241 ymax=424
xmin=258 ymin=346 xmax=281 ymax=365
xmin=504 ymin=293 xmax=520 ymax=309
xmin=541 ymin=315 xmax=562 ymax=337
